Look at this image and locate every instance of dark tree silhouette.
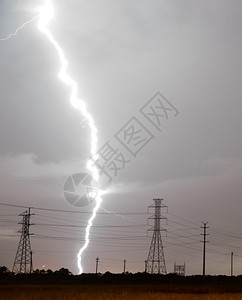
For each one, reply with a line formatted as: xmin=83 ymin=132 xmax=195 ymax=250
xmin=0 ymin=266 xmax=10 ymax=274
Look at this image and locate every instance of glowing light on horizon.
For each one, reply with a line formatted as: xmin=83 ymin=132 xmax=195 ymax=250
xmin=36 ymin=0 xmax=102 ymax=274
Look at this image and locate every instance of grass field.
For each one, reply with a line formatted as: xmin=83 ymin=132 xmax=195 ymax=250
xmin=0 ymin=285 xmax=242 ymax=300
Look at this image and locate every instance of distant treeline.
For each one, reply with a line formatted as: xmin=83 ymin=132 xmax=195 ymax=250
xmin=1 ymin=266 xmax=242 ymax=291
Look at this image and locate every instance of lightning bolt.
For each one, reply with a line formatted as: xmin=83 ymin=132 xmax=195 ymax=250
xmin=37 ymin=0 xmax=102 ymax=274
xmin=0 ymin=15 xmax=39 ymax=42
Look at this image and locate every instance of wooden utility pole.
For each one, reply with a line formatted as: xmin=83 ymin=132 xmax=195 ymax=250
xmin=95 ymin=257 xmax=99 ymax=274
xmin=144 ymin=260 xmax=147 ymax=273
xmin=123 ymin=259 xmax=126 ymax=273
xmin=201 ymin=222 xmax=209 ymax=276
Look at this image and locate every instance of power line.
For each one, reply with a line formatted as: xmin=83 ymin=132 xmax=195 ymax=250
xmin=0 ymin=202 xmax=148 ymax=215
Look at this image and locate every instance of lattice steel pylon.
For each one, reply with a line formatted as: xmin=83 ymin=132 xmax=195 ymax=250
xmin=12 ymin=208 xmax=33 ymax=274
xmin=174 ymin=262 xmax=185 ymax=276
xmin=146 ymin=198 xmax=167 ymax=274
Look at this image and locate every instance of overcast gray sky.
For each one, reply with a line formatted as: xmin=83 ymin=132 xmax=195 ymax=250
xmin=0 ymin=0 xmax=242 ymax=275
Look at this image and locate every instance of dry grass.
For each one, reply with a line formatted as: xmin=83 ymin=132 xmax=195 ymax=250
xmin=0 ymin=285 xmax=242 ymax=300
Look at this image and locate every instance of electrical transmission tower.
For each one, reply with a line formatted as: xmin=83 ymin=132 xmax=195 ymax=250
xmin=12 ymin=208 xmax=33 ymax=274
xmin=146 ymin=198 xmax=167 ymax=274
xmin=174 ymin=262 xmax=186 ymax=276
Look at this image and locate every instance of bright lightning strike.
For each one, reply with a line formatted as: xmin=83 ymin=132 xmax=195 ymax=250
xmin=0 ymin=15 xmax=39 ymax=42
xmin=37 ymin=0 xmax=102 ymax=274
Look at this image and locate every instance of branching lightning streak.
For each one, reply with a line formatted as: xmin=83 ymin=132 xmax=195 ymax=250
xmin=0 ymin=16 xmax=39 ymax=42
xmin=37 ymin=0 xmax=101 ymax=274
xmin=100 ymin=205 xmax=127 ymax=220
